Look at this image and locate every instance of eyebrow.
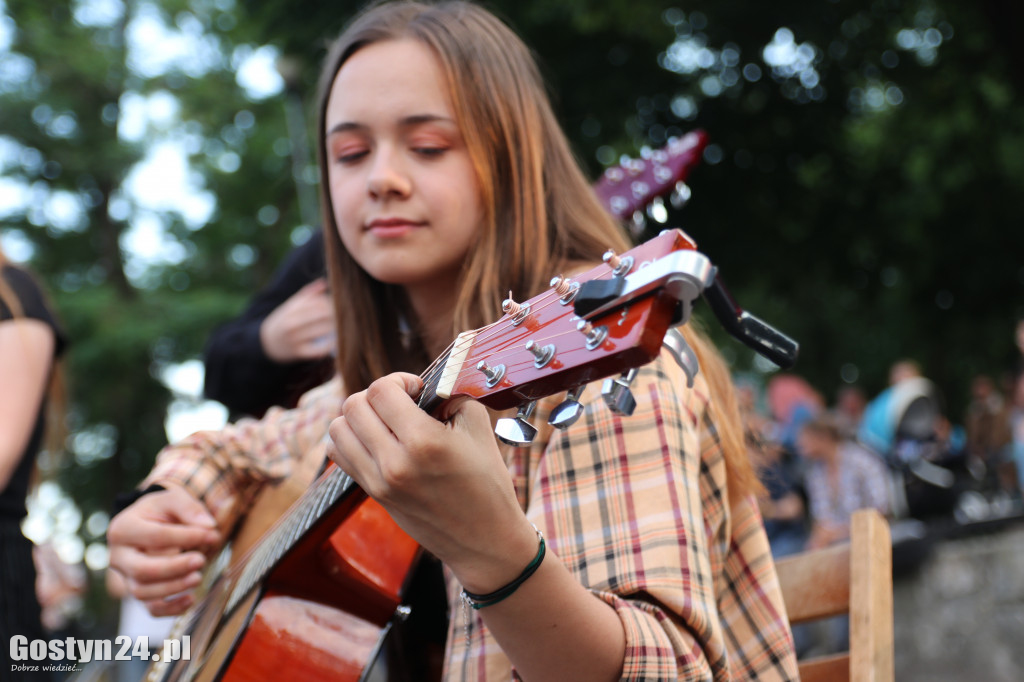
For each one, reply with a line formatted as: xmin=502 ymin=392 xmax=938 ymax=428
xmin=327 ymin=113 xmax=454 ymax=136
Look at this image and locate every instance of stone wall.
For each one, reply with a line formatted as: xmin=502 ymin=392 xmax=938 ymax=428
xmin=894 ymin=521 xmax=1024 ymax=681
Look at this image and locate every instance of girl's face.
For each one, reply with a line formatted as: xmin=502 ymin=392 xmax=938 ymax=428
xmin=324 ymin=39 xmax=484 ymax=292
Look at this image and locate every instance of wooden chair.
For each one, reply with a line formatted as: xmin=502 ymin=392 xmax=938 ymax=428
xmin=774 ymin=508 xmax=894 ymax=682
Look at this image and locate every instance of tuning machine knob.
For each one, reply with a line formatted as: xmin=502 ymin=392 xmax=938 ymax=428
xmin=548 ymin=386 xmax=585 ymax=429
xmin=646 ymin=196 xmax=669 ymax=224
xmin=494 ymin=401 xmax=538 ymax=446
xmin=629 ymin=210 xmax=646 ymax=238
xmin=502 ymin=292 xmax=530 ymax=326
xmin=602 ymin=368 xmax=638 ymax=416
xmin=670 ymin=181 xmax=692 ymax=209
xmin=602 ymin=249 xmax=634 ymax=277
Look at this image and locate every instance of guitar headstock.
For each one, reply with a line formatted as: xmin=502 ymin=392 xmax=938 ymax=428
xmin=593 ymin=130 xmax=708 ymax=222
xmin=431 ymin=229 xmax=707 ymax=412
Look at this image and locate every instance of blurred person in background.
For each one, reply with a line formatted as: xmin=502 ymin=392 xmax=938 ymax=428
xmin=858 ymin=358 xmax=927 ymax=457
xmin=1 ymin=243 xmax=67 ymax=671
xmin=964 ymin=374 xmax=1016 ymax=498
xmin=740 ymin=379 xmax=809 ymax=559
xmin=752 ymin=432 xmax=808 ymax=559
xmin=33 ymin=541 xmax=86 ymax=635
xmin=766 ymin=373 xmax=824 ymax=454
xmin=202 ymin=229 xmax=335 ymax=418
xmin=797 ymin=412 xmax=890 ymax=655
xmin=832 ymin=384 xmax=867 ymax=441
xmin=798 ymin=414 xmax=890 ymax=551
xmin=1009 ymin=370 xmax=1024 ymax=499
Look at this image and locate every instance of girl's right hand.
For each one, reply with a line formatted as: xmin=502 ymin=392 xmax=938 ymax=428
xmin=260 ymin=278 xmax=336 ymax=362
xmin=106 ymin=485 xmax=222 ymax=616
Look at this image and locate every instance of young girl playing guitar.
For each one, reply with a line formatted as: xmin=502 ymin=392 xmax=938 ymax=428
xmin=108 ymin=2 xmax=798 ymax=679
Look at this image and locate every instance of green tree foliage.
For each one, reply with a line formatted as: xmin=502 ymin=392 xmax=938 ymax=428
xmin=639 ymin=0 xmax=1024 ymax=409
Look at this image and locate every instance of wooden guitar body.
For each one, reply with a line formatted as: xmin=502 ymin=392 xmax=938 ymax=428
xmin=147 ymin=460 xmax=421 ymax=682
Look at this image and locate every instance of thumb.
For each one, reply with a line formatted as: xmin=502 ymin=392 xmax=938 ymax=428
xmin=300 ymin=278 xmax=329 ymax=296
xmin=387 ymin=372 xmax=425 ymax=398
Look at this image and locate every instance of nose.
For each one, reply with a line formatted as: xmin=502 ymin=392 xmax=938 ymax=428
xmin=367 ymin=145 xmax=411 ymax=200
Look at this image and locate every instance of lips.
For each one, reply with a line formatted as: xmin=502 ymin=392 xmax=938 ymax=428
xmin=365 ymin=218 xmax=423 ymax=230
xmin=364 ymin=217 xmax=425 ymax=239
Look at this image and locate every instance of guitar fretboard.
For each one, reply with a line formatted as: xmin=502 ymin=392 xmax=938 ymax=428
xmin=224 ymin=464 xmax=354 ymax=615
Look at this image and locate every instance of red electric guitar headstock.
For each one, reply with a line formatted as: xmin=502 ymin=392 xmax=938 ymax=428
xmin=593 ymin=130 xmax=708 ymax=225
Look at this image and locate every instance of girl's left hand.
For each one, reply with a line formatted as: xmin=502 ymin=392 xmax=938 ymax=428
xmin=326 ymin=372 xmax=539 ymax=594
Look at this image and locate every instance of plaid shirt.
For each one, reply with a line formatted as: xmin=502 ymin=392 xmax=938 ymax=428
xmin=146 ymin=350 xmax=797 ymax=680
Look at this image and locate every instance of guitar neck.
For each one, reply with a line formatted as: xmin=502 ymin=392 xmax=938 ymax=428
xmin=224 ymin=465 xmax=355 ymax=616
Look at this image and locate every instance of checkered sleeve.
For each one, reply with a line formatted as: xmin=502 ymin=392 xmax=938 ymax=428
xmin=143 ymin=378 xmax=342 ymax=533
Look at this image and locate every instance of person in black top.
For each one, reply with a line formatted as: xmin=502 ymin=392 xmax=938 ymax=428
xmin=202 ymin=229 xmax=335 ymax=417
xmin=1 ymin=244 xmax=66 ymax=669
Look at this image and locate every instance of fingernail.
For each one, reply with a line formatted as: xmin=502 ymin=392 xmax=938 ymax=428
xmin=187 ymin=510 xmax=214 ymax=527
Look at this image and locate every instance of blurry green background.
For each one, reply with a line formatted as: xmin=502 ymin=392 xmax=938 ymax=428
xmin=1 ymin=0 xmax=1022 ymax=641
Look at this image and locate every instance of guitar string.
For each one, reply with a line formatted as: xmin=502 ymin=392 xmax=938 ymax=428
xmin=220 ymin=461 xmax=345 ymax=575
xmin=223 ymin=466 xmax=353 ymax=612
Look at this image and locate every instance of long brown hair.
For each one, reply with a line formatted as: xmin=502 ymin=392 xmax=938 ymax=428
xmin=0 ymin=244 xmax=23 ymax=318
xmin=315 ymin=0 xmax=759 ymax=502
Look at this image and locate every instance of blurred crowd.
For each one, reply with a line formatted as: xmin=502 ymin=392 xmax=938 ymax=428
xmin=744 ymin=320 xmax=1024 ymax=570
xmin=733 ymin=321 xmax=1024 ymax=657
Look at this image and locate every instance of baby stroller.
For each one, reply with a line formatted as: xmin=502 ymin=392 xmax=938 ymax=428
xmin=858 ymin=377 xmax=968 ymax=522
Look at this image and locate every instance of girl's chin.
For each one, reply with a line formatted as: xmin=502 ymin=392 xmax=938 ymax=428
xmin=352 ymin=252 xmax=463 ymax=289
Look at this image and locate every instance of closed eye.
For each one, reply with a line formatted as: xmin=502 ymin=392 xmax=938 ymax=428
xmin=413 ymin=147 xmax=448 ymax=157
xmin=336 ymin=150 xmax=368 ymax=164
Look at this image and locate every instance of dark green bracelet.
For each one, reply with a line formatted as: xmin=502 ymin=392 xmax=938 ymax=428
xmin=461 ymin=524 xmax=545 ymax=610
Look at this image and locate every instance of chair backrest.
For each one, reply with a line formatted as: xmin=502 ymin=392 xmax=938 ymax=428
xmin=774 ymin=508 xmax=894 ymax=682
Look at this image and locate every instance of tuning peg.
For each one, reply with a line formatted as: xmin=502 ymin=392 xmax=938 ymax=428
xmin=602 ymin=368 xmax=638 ymax=416
xmin=602 ymin=249 xmax=634 ymax=277
xmin=604 ymin=167 xmax=625 ymax=183
xmin=495 ymin=401 xmax=538 ymax=446
xmin=629 ymin=210 xmax=646 ymax=237
xmin=548 ymin=386 xmax=585 ymax=429
xmin=576 ymin=319 xmax=609 ymax=350
xmin=502 ymin=292 xmax=530 ymax=326
xmin=476 ymin=360 xmax=506 ymax=388
xmin=662 ymin=329 xmax=700 ymax=388
xmin=549 ymin=275 xmax=579 ymax=305
xmin=525 ymin=339 xmax=555 ymax=368
xmin=670 ymin=181 xmax=692 ymax=209
xmin=646 ymin=196 xmax=669 ymax=224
